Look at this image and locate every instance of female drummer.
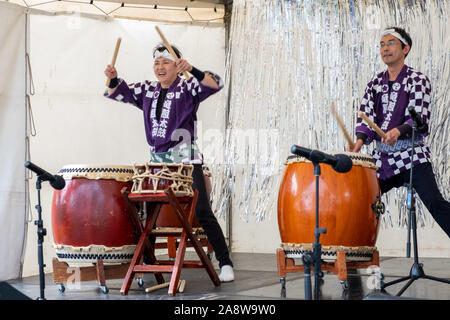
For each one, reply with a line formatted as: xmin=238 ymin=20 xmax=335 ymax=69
xmin=103 ymin=43 xmax=234 ymax=282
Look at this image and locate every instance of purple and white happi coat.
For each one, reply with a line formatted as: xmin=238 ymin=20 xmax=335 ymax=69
xmin=105 ymin=72 xmax=223 ymax=164
xmin=355 ymin=65 xmax=432 ymax=181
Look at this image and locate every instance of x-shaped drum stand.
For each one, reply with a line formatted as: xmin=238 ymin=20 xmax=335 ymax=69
xmin=120 ymin=188 xmax=220 ymax=296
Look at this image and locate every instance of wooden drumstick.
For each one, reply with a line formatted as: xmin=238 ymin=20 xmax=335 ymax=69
xmin=155 ymin=26 xmax=190 ymax=80
xmin=330 ymin=102 xmax=355 ymax=150
xmin=358 ymin=111 xmax=387 ymax=139
xmin=106 ymin=37 xmax=121 ymax=87
xmin=144 ymin=280 xmax=185 ymax=293
xmin=145 ymin=282 xmax=169 ymax=293
xmin=178 ymin=279 xmax=186 ymax=293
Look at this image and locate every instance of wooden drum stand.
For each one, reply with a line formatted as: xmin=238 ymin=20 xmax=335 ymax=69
xmin=276 ymin=247 xmax=379 ymax=297
xmin=120 ymin=188 xmax=220 ymax=296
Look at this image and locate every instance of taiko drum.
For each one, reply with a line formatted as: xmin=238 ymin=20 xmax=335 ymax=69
xmin=51 ymin=165 xmax=138 ymax=264
xmin=277 ymin=152 xmax=381 ymax=249
xmin=131 ymin=162 xmax=202 ymax=228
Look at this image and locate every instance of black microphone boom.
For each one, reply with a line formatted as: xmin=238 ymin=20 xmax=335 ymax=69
xmin=407 ymin=106 xmax=428 ymax=134
xmin=25 ymin=161 xmax=65 ymax=190
xmin=290 ymin=145 xmax=353 ymax=173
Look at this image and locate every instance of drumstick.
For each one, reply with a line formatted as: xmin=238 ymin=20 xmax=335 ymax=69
xmin=145 ymin=282 xmax=169 ymax=293
xmin=106 ymin=37 xmax=122 ymax=87
xmin=358 ymin=111 xmax=387 ymax=139
xmin=178 ymin=279 xmax=186 ymax=293
xmin=155 ymin=26 xmax=190 ymax=80
xmin=330 ymin=102 xmax=355 ymax=150
xmin=144 ymin=280 xmax=185 ymax=293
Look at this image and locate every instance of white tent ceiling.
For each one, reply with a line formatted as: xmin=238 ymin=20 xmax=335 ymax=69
xmin=1 ymin=0 xmax=229 ymax=24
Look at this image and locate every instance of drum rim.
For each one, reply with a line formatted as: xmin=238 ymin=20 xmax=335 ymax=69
xmin=281 ymin=242 xmax=377 ymax=252
xmin=281 ymin=242 xmax=377 ymax=261
xmin=53 ymin=243 xmax=136 ymax=265
xmin=58 ymin=164 xmax=135 ymax=181
xmin=285 ymin=152 xmax=378 ymax=170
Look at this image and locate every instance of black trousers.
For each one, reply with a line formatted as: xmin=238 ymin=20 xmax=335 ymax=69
xmin=379 ymin=162 xmax=450 ymax=238
xmin=191 ymin=164 xmax=233 ymax=268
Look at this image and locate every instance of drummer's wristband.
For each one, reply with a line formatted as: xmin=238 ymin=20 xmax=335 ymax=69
xmin=108 ymin=77 xmax=119 ymax=88
xmin=356 ymin=132 xmax=368 ymax=143
xmin=190 ymin=67 xmax=205 ymax=81
xmin=397 ymin=123 xmax=412 ymax=138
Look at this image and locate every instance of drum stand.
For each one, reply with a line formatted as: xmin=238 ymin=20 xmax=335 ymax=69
xmin=380 ymin=120 xmax=450 ymax=296
xmin=121 ymin=188 xmax=220 ymax=296
xmin=277 ymin=249 xmax=379 ymax=298
xmin=301 ymin=162 xmax=327 ymax=300
xmin=51 ymin=258 xmax=136 ymax=294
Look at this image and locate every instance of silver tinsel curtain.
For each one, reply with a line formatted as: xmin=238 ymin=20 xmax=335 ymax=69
xmin=209 ymin=0 xmax=449 ymax=229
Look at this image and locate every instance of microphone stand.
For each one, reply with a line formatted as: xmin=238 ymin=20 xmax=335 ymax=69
xmin=34 ymin=177 xmax=47 ymax=300
xmin=24 ymin=161 xmax=65 ymax=300
xmin=302 ymin=161 xmax=326 ymax=300
xmin=380 ymin=118 xmax=450 ymax=296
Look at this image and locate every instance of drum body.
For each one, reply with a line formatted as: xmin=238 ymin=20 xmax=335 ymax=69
xmin=52 ymin=165 xmax=137 ymax=265
xmin=277 ymin=153 xmax=381 ymax=260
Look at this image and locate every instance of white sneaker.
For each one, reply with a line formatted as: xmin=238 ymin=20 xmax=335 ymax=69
xmin=218 ymin=265 xmax=234 ymax=282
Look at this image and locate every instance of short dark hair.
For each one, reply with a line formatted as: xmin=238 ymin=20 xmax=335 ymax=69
xmin=152 ymin=42 xmax=182 ymax=59
xmin=385 ymin=26 xmax=412 ymax=57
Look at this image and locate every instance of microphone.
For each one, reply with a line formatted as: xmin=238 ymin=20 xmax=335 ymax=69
xmin=290 ymin=145 xmax=353 ymax=173
xmin=407 ymin=106 xmax=428 ymax=134
xmin=25 ymin=161 xmax=66 ymax=190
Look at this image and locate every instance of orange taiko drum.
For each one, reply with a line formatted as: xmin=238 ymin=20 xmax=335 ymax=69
xmin=51 ymin=165 xmax=138 ymax=265
xmin=277 ymin=152 xmax=383 ymax=261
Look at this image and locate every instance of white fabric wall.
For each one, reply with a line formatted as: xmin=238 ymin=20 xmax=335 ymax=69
xmin=0 ymin=3 xmax=27 ymax=280
xmin=23 ymin=14 xmax=226 ymax=277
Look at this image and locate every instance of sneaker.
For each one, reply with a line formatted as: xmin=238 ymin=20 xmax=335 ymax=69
xmin=218 ymin=265 xmax=234 ymax=282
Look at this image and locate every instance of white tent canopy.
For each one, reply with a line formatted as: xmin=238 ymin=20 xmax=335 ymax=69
xmin=1 ymin=0 xmax=227 ymax=24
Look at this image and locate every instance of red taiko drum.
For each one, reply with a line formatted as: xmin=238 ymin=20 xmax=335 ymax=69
xmin=51 ymin=165 xmax=137 ymax=265
xmin=277 ymin=152 xmax=382 ymax=261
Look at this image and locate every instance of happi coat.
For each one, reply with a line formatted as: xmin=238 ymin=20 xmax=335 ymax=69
xmin=355 ymin=64 xmax=432 ymax=180
xmin=105 ymin=72 xmax=223 ymax=164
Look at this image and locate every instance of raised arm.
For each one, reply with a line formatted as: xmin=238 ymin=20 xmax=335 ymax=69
xmin=175 ymin=59 xmax=220 ymax=89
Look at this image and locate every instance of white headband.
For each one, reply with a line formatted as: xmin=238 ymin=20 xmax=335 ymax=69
xmin=153 ymin=49 xmax=175 ymax=61
xmin=382 ymin=29 xmax=408 ymax=46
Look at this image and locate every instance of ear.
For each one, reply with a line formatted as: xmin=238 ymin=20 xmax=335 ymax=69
xmin=403 ymin=45 xmax=411 ymax=56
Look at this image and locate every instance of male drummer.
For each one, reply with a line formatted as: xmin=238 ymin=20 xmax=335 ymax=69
xmin=348 ymin=27 xmax=450 ymax=238
xmin=103 ymin=43 xmax=234 ymax=282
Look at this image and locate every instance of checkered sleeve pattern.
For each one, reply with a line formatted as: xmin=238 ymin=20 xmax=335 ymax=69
xmin=404 ymin=69 xmax=432 ymax=136
xmin=372 ymin=68 xmax=433 ymax=180
xmin=355 ymin=75 xmax=381 ymax=144
xmin=104 ymin=79 xmax=153 ymax=110
xmin=183 ymin=71 xmax=223 ymax=104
